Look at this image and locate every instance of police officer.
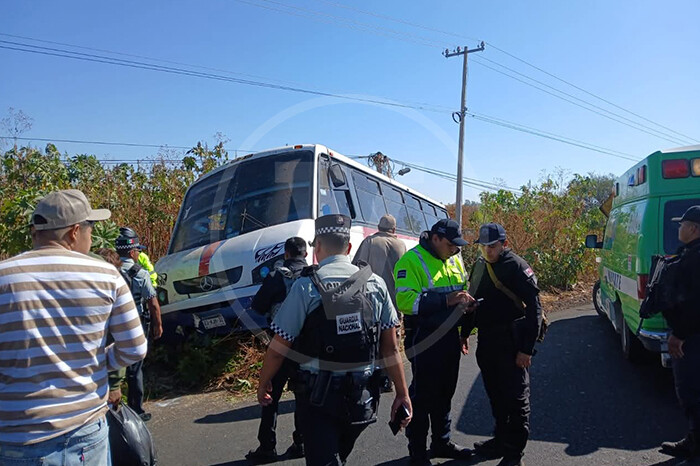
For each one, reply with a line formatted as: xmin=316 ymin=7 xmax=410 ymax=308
xmin=462 ymin=223 xmax=542 ymax=466
xmin=247 ymin=237 xmax=308 ymax=463
xmin=115 ymin=227 xmax=163 ymax=421
xmin=394 ymin=218 xmax=475 ymax=466
xmin=256 ymin=215 xmax=412 ymax=466
xmin=659 ymin=206 xmax=700 ymax=463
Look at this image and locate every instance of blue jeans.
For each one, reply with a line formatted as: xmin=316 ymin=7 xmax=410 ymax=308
xmin=0 ymin=416 xmax=111 ymax=466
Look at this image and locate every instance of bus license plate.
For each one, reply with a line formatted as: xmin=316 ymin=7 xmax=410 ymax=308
xmin=202 ymin=314 xmax=226 ymax=330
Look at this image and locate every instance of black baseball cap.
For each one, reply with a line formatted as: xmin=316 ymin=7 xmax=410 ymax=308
xmin=672 ymin=205 xmax=700 ymax=223
xmin=430 ymin=218 xmax=468 ymax=246
xmin=473 ymin=223 xmax=507 ymax=245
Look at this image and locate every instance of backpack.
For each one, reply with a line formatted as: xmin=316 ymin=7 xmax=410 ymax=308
xmin=268 ymin=265 xmax=304 ymax=321
xmin=639 ymin=254 xmax=682 ymax=319
xmin=120 ymin=264 xmax=145 ymax=313
xmin=296 ymin=264 xmax=381 ymax=371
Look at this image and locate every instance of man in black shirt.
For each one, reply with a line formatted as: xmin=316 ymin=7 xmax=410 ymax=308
xmin=462 ymin=223 xmax=542 ymax=466
xmin=247 ymin=237 xmax=308 ymax=463
xmin=660 ymin=206 xmax=700 ymax=463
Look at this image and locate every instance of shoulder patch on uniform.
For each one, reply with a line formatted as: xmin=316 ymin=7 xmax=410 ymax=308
xmin=523 ymin=267 xmax=534 ymax=278
xmin=397 ymin=270 xmax=407 ymax=279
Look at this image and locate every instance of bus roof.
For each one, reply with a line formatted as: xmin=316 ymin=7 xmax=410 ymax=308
xmin=194 ymin=143 xmax=447 ymax=209
xmin=613 ymin=145 xmax=700 ymax=206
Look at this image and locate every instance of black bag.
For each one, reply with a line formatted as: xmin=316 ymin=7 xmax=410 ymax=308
xmin=639 ymin=254 xmax=681 ymax=319
xmin=107 ymin=404 xmax=158 ymax=466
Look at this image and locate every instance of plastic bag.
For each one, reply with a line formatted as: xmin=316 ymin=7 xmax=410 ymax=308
xmin=106 ymin=404 xmax=158 ymax=466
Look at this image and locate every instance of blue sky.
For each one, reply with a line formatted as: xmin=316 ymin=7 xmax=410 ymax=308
xmin=2 ymin=0 xmax=699 ymax=204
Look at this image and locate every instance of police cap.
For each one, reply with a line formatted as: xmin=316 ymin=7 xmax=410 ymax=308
xmin=115 ymin=227 xmax=146 ymax=251
xmin=473 ymin=222 xmax=507 ymax=246
xmin=314 ymin=214 xmax=351 ymax=237
xmin=672 ymin=205 xmax=700 ymax=224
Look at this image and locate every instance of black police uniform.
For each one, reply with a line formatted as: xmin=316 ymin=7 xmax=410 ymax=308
xmin=249 ymin=257 xmax=307 ymax=457
xmin=662 ymin=235 xmax=700 ymax=457
xmin=463 ymin=249 xmax=542 ymax=462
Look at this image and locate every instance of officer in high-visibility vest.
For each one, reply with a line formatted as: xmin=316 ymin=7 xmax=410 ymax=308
xmin=394 ymin=218 xmax=475 ymax=466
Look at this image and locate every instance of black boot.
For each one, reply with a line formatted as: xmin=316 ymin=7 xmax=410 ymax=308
xmin=474 ymin=437 xmax=505 ymax=459
xmin=285 ymin=442 xmax=304 ymax=459
xmin=408 ymin=443 xmax=431 ymax=466
xmin=496 ymin=456 xmax=525 ymax=466
xmin=430 ymin=441 xmax=474 ymax=460
xmin=661 ymin=433 xmax=698 ymax=458
xmin=245 ymin=446 xmax=278 ymax=464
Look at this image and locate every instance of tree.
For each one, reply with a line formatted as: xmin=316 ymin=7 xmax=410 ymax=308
xmin=1 ymin=107 xmax=34 ymax=151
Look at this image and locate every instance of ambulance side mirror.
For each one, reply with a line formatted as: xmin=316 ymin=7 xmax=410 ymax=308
xmin=585 ymin=234 xmax=603 ymax=249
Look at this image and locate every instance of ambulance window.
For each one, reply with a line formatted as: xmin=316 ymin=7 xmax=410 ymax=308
xmin=664 ymin=199 xmax=700 ymax=254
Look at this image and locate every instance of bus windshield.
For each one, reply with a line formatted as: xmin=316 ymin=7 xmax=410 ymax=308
xmin=170 ymin=150 xmax=314 ymax=253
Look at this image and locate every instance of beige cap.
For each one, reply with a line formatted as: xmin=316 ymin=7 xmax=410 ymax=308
xmin=378 ymin=214 xmax=397 ymax=231
xmin=32 ymin=189 xmax=111 ymax=231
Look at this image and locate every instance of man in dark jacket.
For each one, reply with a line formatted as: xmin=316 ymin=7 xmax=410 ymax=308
xmin=660 ymin=206 xmax=700 ymax=463
xmin=247 ymin=237 xmax=308 ymax=463
xmin=462 ymin=223 xmax=542 ymax=466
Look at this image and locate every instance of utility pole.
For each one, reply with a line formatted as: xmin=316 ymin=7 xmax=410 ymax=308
xmin=444 ymin=42 xmax=484 ymax=228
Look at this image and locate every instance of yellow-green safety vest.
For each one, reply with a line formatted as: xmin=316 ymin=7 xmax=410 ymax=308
xmin=393 ymin=244 xmax=468 ymax=316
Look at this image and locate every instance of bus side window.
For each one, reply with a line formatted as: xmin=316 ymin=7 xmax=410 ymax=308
xmin=424 ymin=203 xmax=440 ymax=227
xmin=404 ymin=195 xmax=427 ymax=234
xmin=352 ymin=171 xmax=387 ymax=225
xmin=382 ymin=184 xmax=412 ymax=232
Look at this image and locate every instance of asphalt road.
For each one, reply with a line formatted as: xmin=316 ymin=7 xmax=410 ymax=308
xmin=147 ymin=305 xmax=687 ymax=466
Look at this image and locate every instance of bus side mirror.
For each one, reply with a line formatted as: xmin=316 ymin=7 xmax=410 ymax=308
xmin=329 ymin=164 xmax=347 ymax=188
xmin=585 ymin=234 xmax=603 ymax=249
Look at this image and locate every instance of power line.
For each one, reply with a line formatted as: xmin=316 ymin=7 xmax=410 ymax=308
xmin=467 ymin=112 xmax=641 ymax=161
xmin=311 ymin=0 xmax=482 ymax=42
xmin=352 ymin=155 xmax=522 ymax=193
xmin=0 ymin=40 xmax=449 ymax=114
xmin=0 ymin=39 xmax=654 ymax=162
xmin=234 ymin=0 xmax=446 ymax=48
xmin=302 ymin=0 xmax=699 ymax=144
xmin=0 ymin=32 xmax=318 ymax=91
xmin=472 ymin=56 xmax=693 ymax=146
xmin=484 ymin=42 xmax=700 ymax=144
xmin=6 ymin=136 xmax=191 ymax=150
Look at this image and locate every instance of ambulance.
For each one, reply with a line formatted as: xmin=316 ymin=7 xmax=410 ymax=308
xmin=586 ymin=145 xmax=700 ymax=366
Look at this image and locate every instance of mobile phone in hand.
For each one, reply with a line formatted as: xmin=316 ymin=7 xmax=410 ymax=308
xmin=389 ymin=404 xmax=410 ymax=435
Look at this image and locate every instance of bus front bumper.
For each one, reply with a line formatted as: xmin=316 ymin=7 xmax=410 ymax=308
xmin=160 ymin=295 xmax=268 ymax=340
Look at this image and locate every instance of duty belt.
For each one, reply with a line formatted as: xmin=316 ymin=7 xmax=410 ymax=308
xmin=295 ymin=369 xmax=373 ymax=390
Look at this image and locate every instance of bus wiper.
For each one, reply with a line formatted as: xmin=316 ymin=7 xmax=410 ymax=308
xmin=240 ymin=208 xmax=268 ymax=229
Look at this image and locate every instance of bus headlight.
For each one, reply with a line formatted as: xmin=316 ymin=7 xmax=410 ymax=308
xmin=157 ymin=287 xmax=169 ymax=305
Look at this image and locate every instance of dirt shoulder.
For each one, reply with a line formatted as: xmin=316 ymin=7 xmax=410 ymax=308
xmin=540 ymin=280 xmax=594 ymax=313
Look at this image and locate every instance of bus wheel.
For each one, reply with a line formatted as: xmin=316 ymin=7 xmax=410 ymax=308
xmin=592 ymin=280 xmax=605 ymax=318
xmin=620 ymin=313 xmax=644 ymax=362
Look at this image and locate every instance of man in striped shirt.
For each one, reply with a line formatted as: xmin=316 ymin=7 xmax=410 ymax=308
xmin=0 ymin=189 xmax=147 ymax=465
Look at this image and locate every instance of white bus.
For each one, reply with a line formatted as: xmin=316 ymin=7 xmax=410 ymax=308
xmin=155 ymin=144 xmax=449 ymax=335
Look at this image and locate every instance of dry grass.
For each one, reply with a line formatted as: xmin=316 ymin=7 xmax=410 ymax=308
xmin=539 ymin=279 xmax=595 ymax=313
